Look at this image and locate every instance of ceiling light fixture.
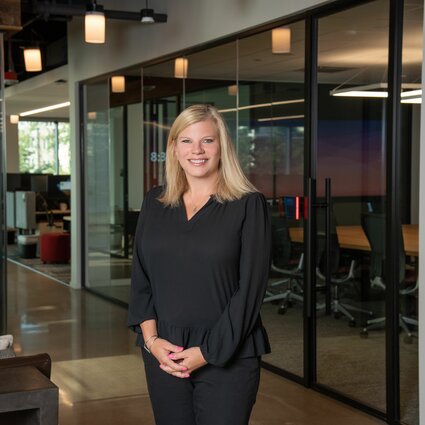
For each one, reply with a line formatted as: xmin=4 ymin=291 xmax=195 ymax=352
xmin=23 ymin=47 xmax=42 ymax=72
xmin=228 ymin=85 xmax=238 ymax=96
xmin=111 ymin=76 xmax=125 ymax=93
xmin=330 ymin=83 xmax=421 ymax=99
xmin=10 ymin=115 xmax=19 ymax=124
xmin=258 ymin=114 xmax=305 ymax=122
xmin=20 ymin=101 xmax=71 ymax=117
xmin=175 ymin=57 xmax=188 ymax=79
xmin=140 ymin=0 xmax=168 ymax=24
xmin=219 ymin=98 xmax=304 ymax=113
xmin=272 ymin=27 xmax=291 ymax=54
xmin=85 ymin=1 xmax=105 ymax=44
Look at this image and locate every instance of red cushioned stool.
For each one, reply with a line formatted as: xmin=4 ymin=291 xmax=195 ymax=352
xmin=40 ymin=232 xmax=70 ymax=263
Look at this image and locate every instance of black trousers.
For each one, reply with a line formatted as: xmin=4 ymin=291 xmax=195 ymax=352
xmin=141 ymin=348 xmax=261 ymax=425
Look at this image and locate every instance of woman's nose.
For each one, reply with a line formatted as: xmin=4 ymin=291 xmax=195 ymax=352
xmin=192 ymin=142 xmax=205 ymax=154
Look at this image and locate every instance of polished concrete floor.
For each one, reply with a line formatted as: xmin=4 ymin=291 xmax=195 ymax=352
xmin=6 ymin=261 xmax=385 ymax=425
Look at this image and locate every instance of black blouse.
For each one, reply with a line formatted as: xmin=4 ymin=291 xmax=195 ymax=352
xmin=127 ymin=186 xmax=271 ymax=367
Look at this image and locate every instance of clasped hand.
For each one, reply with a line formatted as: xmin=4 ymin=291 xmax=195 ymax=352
xmin=150 ymin=338 xmax=207 ymax=379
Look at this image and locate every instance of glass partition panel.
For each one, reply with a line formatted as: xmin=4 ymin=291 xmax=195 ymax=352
xmin=399 ymin=1 xmax=422 ymax=423
xmin=316 ymin=0 xmax=389 ymax=411
xmin=84 ymin=80 xmax=130 ymax=302
xmin=184 ymin=42 xmax=237 ymax=140
xmin=142 ymin=61 xmax=180 ymax=193
xmin=238 ymin=20 xmax=306 ymax=377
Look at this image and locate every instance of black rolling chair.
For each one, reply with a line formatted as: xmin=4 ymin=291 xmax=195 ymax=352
xmin=316 ymin=209 xmax=373 ymax=326
xmin=263 ymin=213 xmax=304 ymax=315
xmin=360 ymin=213 xmax=418 ymax=342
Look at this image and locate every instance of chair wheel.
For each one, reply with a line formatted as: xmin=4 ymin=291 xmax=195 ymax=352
xmin=360 ymin=329 xmax=368 ymax=338
xmin=349 ymin=320 xmax=356 ymax=327
xmin=278 ymin=306 xmax=286 ymax=315
xmin=404 ymin=335 xmax=413 ymax=344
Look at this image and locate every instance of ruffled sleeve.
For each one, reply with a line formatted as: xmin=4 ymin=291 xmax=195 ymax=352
xmin=127 ymin=191 xmax=157 ymax=334
xmin=199 ymin=192 xmax=271 ymax=366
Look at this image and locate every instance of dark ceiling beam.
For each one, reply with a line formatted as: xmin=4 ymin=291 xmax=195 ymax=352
xmin=21 ymin=2 xmax=142 ymax=21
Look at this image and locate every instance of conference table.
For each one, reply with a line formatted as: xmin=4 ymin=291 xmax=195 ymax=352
xmin=289 ymin=224 xmax=418 ymax=257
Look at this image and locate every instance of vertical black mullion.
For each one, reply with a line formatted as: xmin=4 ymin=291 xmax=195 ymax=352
xmin=304 ymin=13 xmax=318 ymax=387
xmin=386 ymin=0 xmax=404 ymax=423
xmin=0 ymin=33 xmax=7 ymax=335
xmin=79 ymin=83 xmax=87 ymax=289
xmin=123 ymin=106 xmax=129 ymax=258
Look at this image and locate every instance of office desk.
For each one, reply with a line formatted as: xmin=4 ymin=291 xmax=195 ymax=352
xmin=289 ymin=224 xmax=418 ymax=257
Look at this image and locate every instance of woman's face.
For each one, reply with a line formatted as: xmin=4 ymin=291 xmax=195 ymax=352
xmin=174 ymin=119 xmax=221 ymax=181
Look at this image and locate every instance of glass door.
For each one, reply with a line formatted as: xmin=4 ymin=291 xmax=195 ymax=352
xmin=312 ymin=0 xmax=389 ymax=413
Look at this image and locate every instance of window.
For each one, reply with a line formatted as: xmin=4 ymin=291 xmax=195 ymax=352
xmin=18 ymin=121 xmax=70 ymax=174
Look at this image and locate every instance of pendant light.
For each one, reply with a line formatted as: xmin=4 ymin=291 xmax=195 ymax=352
xmin=272 ymin=27 xmax=291 ymax=54
xmin=23 ymin=47 xmax=42 ymax=72
xmin=174 ymin=57 xmax=188 ymax=79
xmin=10 ymin=115 xmax=19 ymax=124
xmin=111 ymin=76 xmax=125 ymax=93
xmin=85 ymin=1 xmax=105 ymax=44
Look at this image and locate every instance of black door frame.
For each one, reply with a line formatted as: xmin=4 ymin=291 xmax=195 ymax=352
xmin=301 ymin=0 xmax=405 ymax=423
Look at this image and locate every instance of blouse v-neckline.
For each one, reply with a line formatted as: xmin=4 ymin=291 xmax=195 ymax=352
xmin=181 ymin=195 xmax=214 ymax=224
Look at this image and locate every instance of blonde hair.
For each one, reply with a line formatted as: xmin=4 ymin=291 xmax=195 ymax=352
xmin=158 ymin=104 xmax=257 ymax=207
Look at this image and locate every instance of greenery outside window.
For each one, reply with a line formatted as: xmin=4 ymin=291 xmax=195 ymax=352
xmin=18 ymin=121 xmax=70 ymax=174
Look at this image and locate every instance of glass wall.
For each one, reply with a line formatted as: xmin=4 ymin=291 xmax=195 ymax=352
xmin=80 ymin=2 xmax=421 ymax=422
xmin=237 ymin=22 xmax=305 ymax=377
xmin=84 ymin=81 xmax=132 ymax=301
xmin=315 ymin=0 xmax=389 ymax=411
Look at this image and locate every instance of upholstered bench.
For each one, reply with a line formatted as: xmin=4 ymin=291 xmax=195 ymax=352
xmin=40 ymin=232 xmax=70 ymax=263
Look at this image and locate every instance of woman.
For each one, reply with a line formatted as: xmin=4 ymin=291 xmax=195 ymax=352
xmin=128 ymin=104 xmax=271 ymax=425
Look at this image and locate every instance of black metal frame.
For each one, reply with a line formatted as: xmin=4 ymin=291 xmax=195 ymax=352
xmin=385 ymin=0 xmax=404 ymax=422
xmin=78 ymin=0 xmax=411 ymax=423
xmin=0 ymin=33 xmax=7 ymax=335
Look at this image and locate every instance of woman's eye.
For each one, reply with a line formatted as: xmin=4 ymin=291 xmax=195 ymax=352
xmin=180 ymin=139 xmax=191 ymax=143
xmin=203 ymin=138 xmax=214 ymax=144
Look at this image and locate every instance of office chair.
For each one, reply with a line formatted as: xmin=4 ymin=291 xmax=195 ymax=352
xmin=360 ymin=213 xmax=418 ymax=343
xmin=263 ymin=213 xmax=304 ymax=315
xmin=316 ymin=208 xmax=373 ymax=326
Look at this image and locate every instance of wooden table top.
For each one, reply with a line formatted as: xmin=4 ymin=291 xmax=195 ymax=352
xmin=289 ymin=224 xmax=418 ymax=257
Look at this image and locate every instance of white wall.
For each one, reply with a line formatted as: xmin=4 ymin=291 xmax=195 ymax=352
xmin=5 ymin=120 xmax=19 ymax=173
xmin=68 ymin=0 xmax=330 ymax=289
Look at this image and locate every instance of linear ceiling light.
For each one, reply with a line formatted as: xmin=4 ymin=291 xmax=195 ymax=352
xmin=23 ymin=48 xmax=42 ymax=72
xmin=85 ymin=1 xmax=105 ymax=44
xmin=20 ymin=101 xmax=71 ymax=117
xmin=330 ymin=83 xmax=421 ymax=99
xmin=219 ymin=98 xmax=304 ymax=113
xmin=258 ymin=114 xmax=305 ymax=122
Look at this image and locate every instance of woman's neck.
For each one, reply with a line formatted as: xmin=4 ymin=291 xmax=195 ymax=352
xmin=185 ymin=175 xmax=218 ymax=197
